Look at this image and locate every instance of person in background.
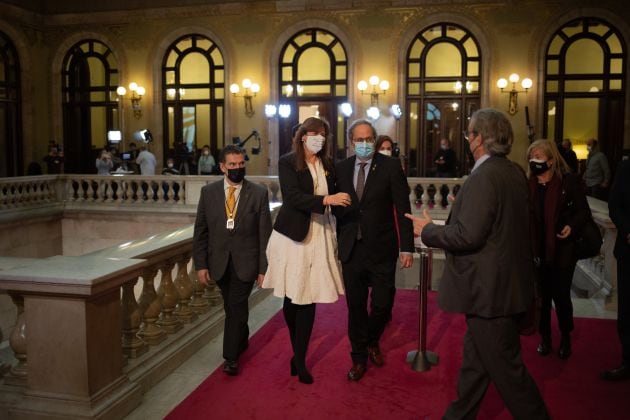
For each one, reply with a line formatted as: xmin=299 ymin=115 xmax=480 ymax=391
xmin=335 ymin=119 xmax=414 ymax=382
xmin=560 ymin=138 xmax=579 ymax=174
xmin=198 ymin=145 xmax=216 ymax=175
xmin=527 ymin=139 xmax=590 ymax=360
xmin=126 ymin=142 xmax=140 ymax=174
xmin=136 ymin=145 xmax=157 ymax=175
xmin=584 ymin=138 xmax=611 ymax=200
xmin=162 ymin=157 xmax=180 ymax=175
xmin=375 ymin=135 xmax=394 ymax=157
xmin=96 ymin=149 xmax=113 ymax=175
xmin=601 ymin=158 xmax=630 ymax=381
xmin=263 ymin=117 xmax=349 ymax=385
xmin=43 ymin=145 xmax=64 ymax=174
xmin=193 ymin=145 xmax=272 ymax=376
xmin=405 ymin=108 xmax=549 ymax=419
xmin=434 ymin=138 xmax=457 ymax=177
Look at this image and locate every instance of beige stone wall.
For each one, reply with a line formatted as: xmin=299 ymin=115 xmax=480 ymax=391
xmin=0 ymin=0 xmax=629 ymax=174
xmin=0 ymin=214 xmax=64 ymax=258
xmin=61 ymin=210 xmax=195 ymax=255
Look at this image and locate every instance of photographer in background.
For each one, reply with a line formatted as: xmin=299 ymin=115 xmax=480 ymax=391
xmin=96 ymin=149 xmax=113 ymax=175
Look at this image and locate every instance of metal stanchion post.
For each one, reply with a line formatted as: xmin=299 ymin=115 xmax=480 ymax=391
xmin=407 ymin=247 xmax=439 ymax=371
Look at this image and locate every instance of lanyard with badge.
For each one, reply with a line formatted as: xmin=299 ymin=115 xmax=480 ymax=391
xmin=225 ymin=187 xmax=239 ymax=230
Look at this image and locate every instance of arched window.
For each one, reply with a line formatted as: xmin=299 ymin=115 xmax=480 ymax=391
xmin=406 ymin=23 xmax=481 ymax=176
xmin=61 ymin=39 xmax=120 ymax=174
xmin=278 ymin=28 xmax=348 ymax=159
xmin=544 ymin=17 xmax=626 ymax=168
xmin=0 ymin=30 xmax=22 ymax=176
xmin=162 ymin=34 xmax=225 ymax=174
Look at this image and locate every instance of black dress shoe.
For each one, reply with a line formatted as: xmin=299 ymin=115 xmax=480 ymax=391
xmin=601 ymin=363 xmax=630 ymax=381
xmin=347 ymin=362 xmax=367 ymax=381
xmin=223 ymin=360 xmax=238 ymax=376
xmin=537 ymin=336 xmax=551 ymax=356
xmin=558 ymin=334 xmax=571 ymax=360
xmin=367 ymin=345 xmax=384 ymax=367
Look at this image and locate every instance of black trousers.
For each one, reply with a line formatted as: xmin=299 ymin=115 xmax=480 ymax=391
xmin=618 ymin=257 xmax=630 ymax=364
xmin=283 ymin=297 xmax=316 ymax=371
xmin=539 ymin=263 xmax=575 ymax=338
xmin=342 ymin=240 xmax=396 ymax=363
xmin=216 ymin=258 xmax=254 ymax=362
xmin=444 ymin=315 xmax=549 ymax=420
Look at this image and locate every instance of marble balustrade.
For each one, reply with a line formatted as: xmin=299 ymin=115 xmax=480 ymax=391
xmin=0 ymin=224 xmax=252 ymax=419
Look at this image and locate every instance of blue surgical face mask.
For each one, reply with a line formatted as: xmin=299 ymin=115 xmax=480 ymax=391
xmin=354 ymin=142 xmax=374 ymax=160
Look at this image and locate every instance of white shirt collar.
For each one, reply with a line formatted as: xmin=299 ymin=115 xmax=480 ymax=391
xmin=471 ymin=153 xmax=491 ymax=173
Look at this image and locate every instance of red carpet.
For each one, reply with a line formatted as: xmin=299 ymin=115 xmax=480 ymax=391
xmin=167 ymin=290 xmax=630 ymax=419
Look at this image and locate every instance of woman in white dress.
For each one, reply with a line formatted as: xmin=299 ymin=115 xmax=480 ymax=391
xmin=262 ymin=117 xmax=351 ymax=384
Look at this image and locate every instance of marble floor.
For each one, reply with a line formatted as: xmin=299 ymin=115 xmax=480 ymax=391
xmin=123 ymin=284 xmax=617 ymax=419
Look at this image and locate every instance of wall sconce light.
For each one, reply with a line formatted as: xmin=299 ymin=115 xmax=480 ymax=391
xmin=278 ymin=104 xmax=292 ymax=119
xmin=497 ymin=73 xmax=532 ymax=115
xmin=117 ymin=82 xmax=145 ymax=119
xmin=366 ymin=106 xmax=380 ymax=120
xmin=390 ymin=104 xmax=402 ymax=120
xmin=339 ymin=102 xmax=353 ymax=118
xmin=264 ymin=103 xmax=292 ymax=119
xmin=358 ymin=75 xmax=389 ymax=107
xmin=284 ymin=84 xmax=304 ymax=97
xmin=230 ymin=78 xmax=260 ymax=118
xmin=453 ymin=81 xmax=473 ymax=94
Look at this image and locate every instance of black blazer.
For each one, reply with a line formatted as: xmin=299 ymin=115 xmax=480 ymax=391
xmin=609 ymin=159 xmax=630 ymax=262
xmin=334 ymin=153 xmax=414 ymax=264
xmin=193 ymin=178 xmax=272 ymax=282
xmin=273 ymin=152 xmax=336 ymax=242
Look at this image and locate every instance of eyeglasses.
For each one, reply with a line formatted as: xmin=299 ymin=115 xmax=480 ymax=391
xmin=463 ymin=130 xmax=477 ymax=142
xmin=352 ymin=137 xmax=375 ymax=144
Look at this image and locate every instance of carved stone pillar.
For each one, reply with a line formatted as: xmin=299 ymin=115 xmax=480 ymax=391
xmin=173 ymin=253 xmax=197 ymax=323
xmin=4 ymin=292 xmax=27 ymax=386
xmin=137 ymin=267 xmax=166 ymax=345
xmin=121 ymin=278 xmax=148 ymax=358
xmin=157 ymin=259 xmax=182 ymax=333
xmin=202 ymin=270 xmax=223 ymax=306
xmin=189 ymin=262 xmax=209 ymax=314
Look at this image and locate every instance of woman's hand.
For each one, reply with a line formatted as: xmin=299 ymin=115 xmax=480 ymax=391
xmin=324 ymin=192 xmax=351 ymax=207
xmin=556 ymin=225 xmax=571 ymax=239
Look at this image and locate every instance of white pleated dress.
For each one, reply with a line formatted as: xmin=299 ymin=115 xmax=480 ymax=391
xmin=263 ymin=159 xmax=345 ymax=305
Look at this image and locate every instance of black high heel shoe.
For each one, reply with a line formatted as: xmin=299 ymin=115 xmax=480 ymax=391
xmin=558 ymin=333 xmax=571 ymax=360
xmin=291 ymin=357 xmax=313 ymax=384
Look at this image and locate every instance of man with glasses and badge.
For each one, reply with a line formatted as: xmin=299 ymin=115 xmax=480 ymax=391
xmin=193 ymin=145 xmax=272 ymax=376
xmin=334 ymin=119 xmax=415 ymax=381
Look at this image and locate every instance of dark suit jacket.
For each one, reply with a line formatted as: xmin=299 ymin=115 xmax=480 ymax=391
xmin=193 ymin=178 xmax=272 ymax=282
xmin=273 ymin=152 xmax=336 ymax=242
xmin=335 ymin=153 xmax=414 ymax=264
xmin=422 ymin=156 xmax=533 ymax=317
xmin=609 ymin=159 xmax=630 ymax=262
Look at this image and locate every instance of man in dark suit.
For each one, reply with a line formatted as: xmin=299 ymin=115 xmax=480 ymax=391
xmin=406 ymin=108 xmax=549 ymax=418
xmin=335 ymin=119 xmax=414 ymax=381
xmin=193 ymin=145 xmax=272 ymax=376
xmin=602 ymin=158 xmax=630 ymax=381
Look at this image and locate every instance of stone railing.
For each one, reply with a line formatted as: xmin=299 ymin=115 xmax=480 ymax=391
xmin=0 ymin=174 xmax=283 ymax=215
xmin=1 ymin=174 xmax=456 ymax=214
xmin=0 ymin=224 xmax=272 ymax=419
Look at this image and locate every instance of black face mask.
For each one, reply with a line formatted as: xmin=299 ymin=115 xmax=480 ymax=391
xmin=529 ymin=159 xmax=549 ymax=176
xmin=227 ymin=167 xmax=245 ymax=183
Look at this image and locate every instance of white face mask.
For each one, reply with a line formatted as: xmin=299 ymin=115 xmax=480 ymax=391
xmin=441 ymin=145 xmax=448 ymax=150
xmin=304 ymin=135 xmax=325 ymax=154
xmin=167 ymin=163 xmax=174 ymax=168
xmin=379 ymin=149 xmax=392 ymax=156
